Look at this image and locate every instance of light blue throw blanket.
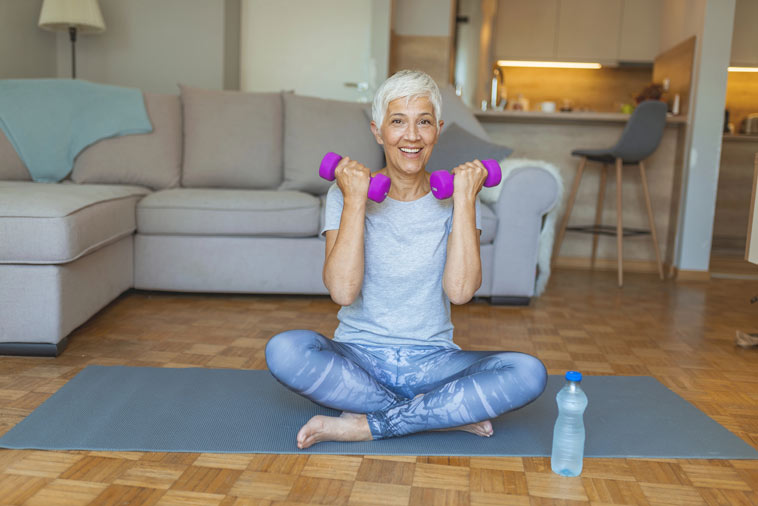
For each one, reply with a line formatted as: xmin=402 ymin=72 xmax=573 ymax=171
xmin=0 ymin=79 xmax=153 ymax=182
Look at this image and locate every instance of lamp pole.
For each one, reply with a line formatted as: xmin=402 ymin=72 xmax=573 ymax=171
xmin=69 ymin=26 xmax=77 ymax=79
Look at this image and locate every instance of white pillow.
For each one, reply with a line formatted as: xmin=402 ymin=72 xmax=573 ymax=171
xmin=479 ymin=158 xmax=564 ymax=205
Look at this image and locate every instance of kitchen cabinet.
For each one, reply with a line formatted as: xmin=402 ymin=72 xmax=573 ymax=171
xmin=494 ymin=0 xmax=660 ymax=62
xmin=713 ymin=138 xmax=758 ymax=256
xmin=494 ymin=0 xmax=558 ymax=60
xmin=618 ymin=0 xmax=661 ymax=62
xmin=555 ymin=0 xmax=621 ymax=61
xmin=731 ymin=0 xmax=758 ymax=66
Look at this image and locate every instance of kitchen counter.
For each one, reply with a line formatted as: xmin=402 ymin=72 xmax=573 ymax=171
xmin=477 ymin=109 xmax=686 ymax=272
xmin=475 ymin=109 xmax=688 ymax=124
xmin=723 ymin=134 xmax=758 ymax=143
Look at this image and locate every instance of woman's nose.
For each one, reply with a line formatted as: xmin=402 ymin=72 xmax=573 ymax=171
xmin=404 ymin=123 xmax=421 ymax=140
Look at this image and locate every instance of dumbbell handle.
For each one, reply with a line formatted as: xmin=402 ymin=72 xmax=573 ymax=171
xmin=319 ymin=152 xmax=391 ymax=203
xmin=429 ymin=159 xmax=502 ymax=200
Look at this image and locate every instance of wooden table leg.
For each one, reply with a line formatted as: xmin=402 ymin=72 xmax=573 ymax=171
xmin=553 ymin=156 xmax=587 ymax=263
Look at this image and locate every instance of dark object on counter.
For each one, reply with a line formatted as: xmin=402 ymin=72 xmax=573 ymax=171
xmin=740 ymin=113 xmax=758 ymax=134
xmin=724 ymin=109 xmax=730 ymax=133
xmin=634 ymin=83 xmax=663 ymax=104
xmin=553 ymin=100 xmax=668 ymax=288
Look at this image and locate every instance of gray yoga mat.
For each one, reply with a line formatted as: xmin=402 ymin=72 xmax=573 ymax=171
xmin=1 ymin=365 xmax=756 ymax=458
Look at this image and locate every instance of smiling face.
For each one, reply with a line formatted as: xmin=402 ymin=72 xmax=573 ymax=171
xmin=371 ymin=95 xmax=443 ymax=177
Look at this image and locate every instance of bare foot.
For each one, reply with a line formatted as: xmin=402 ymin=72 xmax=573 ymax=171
xmin=436 ymin=419 xmax=494 ymax=437
xmin=296 ymin=412 xmax=372 ymax=449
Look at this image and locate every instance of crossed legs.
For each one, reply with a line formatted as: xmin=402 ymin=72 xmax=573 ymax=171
xmin=265 ymin=329 xmax=547 ymax=448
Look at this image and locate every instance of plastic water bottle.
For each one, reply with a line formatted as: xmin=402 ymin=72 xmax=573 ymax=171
xmin=551 ymin=371 xmax=588 ymax=477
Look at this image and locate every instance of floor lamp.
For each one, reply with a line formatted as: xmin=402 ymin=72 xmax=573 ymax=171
xmin=38 ymin=0 xmax=106 ymax=79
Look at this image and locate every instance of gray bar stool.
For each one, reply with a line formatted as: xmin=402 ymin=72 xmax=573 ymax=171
xmin=553 ymin=100 xmax=667 ymax=287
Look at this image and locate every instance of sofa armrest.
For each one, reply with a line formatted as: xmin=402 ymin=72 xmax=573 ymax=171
xmin=490 ymin=165 xmax=561 ymax=299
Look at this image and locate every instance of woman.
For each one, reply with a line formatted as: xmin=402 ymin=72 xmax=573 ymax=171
xmin=265 ymin=70 xmax=547 ymax=449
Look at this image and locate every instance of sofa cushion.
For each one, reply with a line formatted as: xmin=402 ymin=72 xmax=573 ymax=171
xmin=427 ymin=122 xmax=512 ymax=172
xmin=0 ymin=181 xmax=150 ymax=264
xmin=137 ymin=188 xmax=321 ymax=237
xmin=180 ymin=85 xmax=283 ymax=189
xmin=280 ymin=94 xmax=384 ymax=195
xmin=315 ymin=183 xmax=494 ymax=244
xmin=71 ymin=93 xmax=182 ymax=190
xmin=0 ymin=130 xmax=30 ymax=181
xmin=481 ymin=202 xmax=497 ymax=245
xmin=316 ymin=188 xmax=494 ymax=243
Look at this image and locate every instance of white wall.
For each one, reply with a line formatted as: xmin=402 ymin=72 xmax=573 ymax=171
xmin=54 ymin=0 xmax=228 ymax=94
xmin=0 ymin=0 xmax=57 ymax=78
xmin=454 ymin=0 xmax=483 ymax=107
xmin=9 ymin=0 xmax=390 ymax=100
xmin=392 ymin=0 xmax=452 ymax=36
xmin=240 ymin=0 xmax=389 ymax=102
xmin=665 ymin=0 xmax=736 ymax=272
xmin=371 ymin=0 xmax=392 ymax=86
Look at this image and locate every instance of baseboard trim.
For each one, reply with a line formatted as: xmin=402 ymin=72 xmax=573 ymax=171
xmin=490 ymin=296 xmax=530 ymax=306
xmin=673 ymin=268 xmax=712 ymax=282
xmin=554 ymin=256 xmax=661 ymax=274
xmin=554 ymin=257 xmax=711 ymax=281
xmin=0 ymin=337 xmax=69 ymax=357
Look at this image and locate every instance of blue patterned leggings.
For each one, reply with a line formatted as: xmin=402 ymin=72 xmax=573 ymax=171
xmin=265 ymin=329 xmax=548 ymax=439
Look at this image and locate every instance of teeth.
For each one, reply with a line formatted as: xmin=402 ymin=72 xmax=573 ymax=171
xmin=400 ymin=147 xmax=421 ymax=153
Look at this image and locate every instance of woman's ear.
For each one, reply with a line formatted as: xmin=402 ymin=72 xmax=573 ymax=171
xmin=370 ymin=121 xmax=384 ymax=145
xmin=433 ymin=119 xmax=444 ymax=144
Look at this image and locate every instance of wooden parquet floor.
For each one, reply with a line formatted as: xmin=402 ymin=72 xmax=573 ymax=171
xmin=1 ymin=268 xmax=757 ymax=505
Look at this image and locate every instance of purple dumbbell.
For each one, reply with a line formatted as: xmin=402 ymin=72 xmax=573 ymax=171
xmin=429 ymin=159 xmax=502 ymax=200
xmin=319 ymin=152 xmax=391 ymax=203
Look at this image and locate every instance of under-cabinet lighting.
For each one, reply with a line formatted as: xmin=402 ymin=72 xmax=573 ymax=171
xmin=728 ymin=66 xmax=758 ymax=72
xmin=496 ymin=60 xmax=602 ymax=69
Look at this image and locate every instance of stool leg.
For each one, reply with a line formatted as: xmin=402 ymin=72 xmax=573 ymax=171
xmin=553 ymin=156 xmax=587 ymax=263
xmin=615 ymin=158 xmax=624 ymax=287
xmin=639 ymin=161 xmax=664 ymax=280
xmin=591 ymin=164 xmax=607 ymax=269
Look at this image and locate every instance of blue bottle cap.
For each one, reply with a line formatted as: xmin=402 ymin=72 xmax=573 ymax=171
xmin=565 ymin=371 xmax=582 ymax=382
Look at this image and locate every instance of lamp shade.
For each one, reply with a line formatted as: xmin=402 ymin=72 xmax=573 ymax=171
xmin=38 ymin=0 xmax=106 ymax=34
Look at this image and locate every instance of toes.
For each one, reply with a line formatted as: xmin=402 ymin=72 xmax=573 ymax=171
xmin=298 ymin=432 xmax=316 ymax=450
xmin=479 ymin=422 xmax=493 ymax=437
xmin=296 ymin=428 xmax=308 ymax=444
xmin=296 ymin=416 xmax=320 ymax=448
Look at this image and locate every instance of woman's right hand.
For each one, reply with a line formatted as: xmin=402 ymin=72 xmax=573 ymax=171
xmin=335 ymin=157 xmax=371 ymax=205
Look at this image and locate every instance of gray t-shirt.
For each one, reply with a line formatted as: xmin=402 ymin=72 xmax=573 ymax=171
xmin=321 ymin=183 xmax=481 ymax=348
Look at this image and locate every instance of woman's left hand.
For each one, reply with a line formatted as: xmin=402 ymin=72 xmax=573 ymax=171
xmin=451 ymin=160 xmax=487 ymax=202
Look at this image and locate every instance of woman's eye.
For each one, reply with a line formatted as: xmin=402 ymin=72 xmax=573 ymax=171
xmin=420 ymin=119 xmax=432 ymax=125
xmin=391 ymin=119 xmax=402 ymax=124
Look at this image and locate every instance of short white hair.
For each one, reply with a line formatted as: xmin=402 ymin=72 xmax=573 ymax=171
xmin=371 ymin=70 xmax=442 ymax=131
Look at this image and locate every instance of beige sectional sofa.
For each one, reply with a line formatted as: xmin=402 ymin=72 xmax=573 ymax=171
xmin=0 ymin=85 xmax=560 ymax=356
